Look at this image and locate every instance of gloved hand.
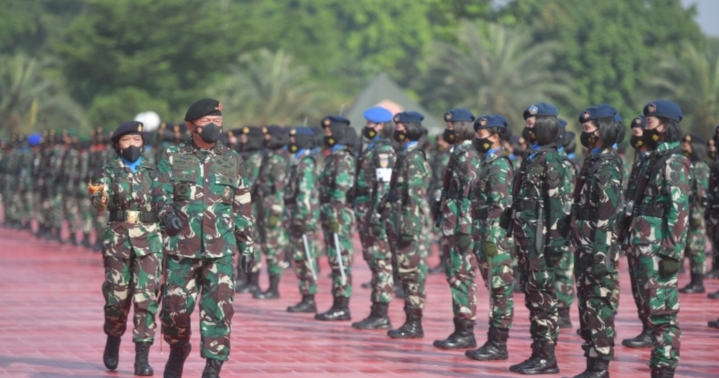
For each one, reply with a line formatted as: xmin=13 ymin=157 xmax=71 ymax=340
xmin=329 ymin=220 xmax=340 ymax=234
xmin=165 ymin=214 xmax=184 ymax=236
xmin=91 ymin=195 xmax=107 ymax=211
xmin=659 ymin=257 xmax=681 ymax=278
xmin=499 ymin=209 xmax=511 ymax=230
xmin=371 ymin=224 xmax=383 ymax=237
xmin=239 ymin=254 xmax=254 ymax=274
xmin=484 ymin=242 xmax=498 ymax=259
xmin=267 ymin=215 xmax=280 ymax=228
xmin=457 ymin=233 xmax=472 ymax=252
xmin=400 ymin=234 xmax=414 ymax=244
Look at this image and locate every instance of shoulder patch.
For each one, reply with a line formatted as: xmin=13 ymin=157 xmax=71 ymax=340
xmin=669 ymin=170 xmax=682 ymax=186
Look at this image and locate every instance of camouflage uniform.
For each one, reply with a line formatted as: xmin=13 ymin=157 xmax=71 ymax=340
xmin=629 ymin=141 xmax=690 ymax=370
xmin=556 ymin=149 xmax=577 ymax=321
xmin=428 ymin=147 xmax=451 ymax=271
xmin=78 ymin=145 xmax=94 ymax=245
xmin=685 ymin=160 xmax=709 ymax=275
xmin=91 ymin=156 xmax=163 ymax=343
xmin=62 ymin=145 xmax=82 ymax=242
xmin=255 ymin=148 xmax=289 ymax=278
xmin=239 ymin=147 xmax=263 ymax=276
xmin=154 ymin=140 xmax=254 ymax=361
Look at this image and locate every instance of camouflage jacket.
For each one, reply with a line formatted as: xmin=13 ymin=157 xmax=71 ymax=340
xmin=92 ymin=156 xmax=163 ymax=258
xmin=254 ymin=149 xmax=287 ymax=224
xmin=471 ymin=148 xmax=514 ymax=246
xmin=384 ymin=142 xmax=428 ymax=236
xmin=559 ymin=149 xmax=577 ymax=213
xmin=356 ymin=138 xmax=395 ymax=221
xmin=241 ymin=151 xmax=263 ymax=188
xmin=689 ymin=160 xmax=709 ymax=225
xmin=440 ymin=140 xmax=480 ymax=236
xmin=429 ymin=148 xmax=450 ymax=207
xmin=319 ymin=145 xmax=355 ymax=225
xmin=629 ymin=141 xmax=690 ymax=260
xmin=153 ymin=140 xmax=254 ymax=259
xmin=285 ymin=149 xmax=320 ymax=230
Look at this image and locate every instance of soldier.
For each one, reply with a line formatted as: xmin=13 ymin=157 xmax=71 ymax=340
xmin=90 ymin=121 xmax=163 ymax=376
xmin=678 ymin=134 xmax=710 ymax=294
xmin=90 ymin=129 xmax=113 ymax=251
xmin=433 ymin=108 xmax=479 ymax=350
xmin=19 ymin=134 xmax=42 ymax=231
xmin=464 ymin=114 xmax=516 ymax=361
xmin=503 ymin=102 xmax=569 ymax=375
xmin=285 ymin=127 xmax=321 ymax=313
xmin=352 ymin=106 xmax=396 ymax=330
xmin=428 ymin=133 xmax=452 ymax=274
xmin=619 ymin=115 xmax=654 ymax=349
xmin=252 ymin=125 xmax=289 ymax=299
xmin=154 ymin=99 xmax=255 ymax=378
xmin=315 ymin=115 xmax=356 ymax=321
xmin=627 ymin=100 xmax=689 ymax=378
xmin=568 ymin=105 xmax=625 ymax=378
xmin=61 ymin=131 xmax=82 ymax=245
xmin=555 ymin=119 xmax=577 ymax=329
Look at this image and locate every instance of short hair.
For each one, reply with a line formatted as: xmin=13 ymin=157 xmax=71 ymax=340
xmin=534 ymin=115 xmax=559 ymax=146
xmin=452 ymin=121 xmax=475 ymax=142
xmin=658 ymin=116 xmax=682 ymax=143
xmin=486 ymin=127 xmax=512 ymax=142
xmin=596 ymin=117 xmax=625 ymax=148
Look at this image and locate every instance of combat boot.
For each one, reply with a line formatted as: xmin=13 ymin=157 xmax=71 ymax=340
xmin=253 ymin=274 xmax=280 ymax=299
xmin=571 ymin=358 xmax=609 ymax=378
xmin=163 ymin=342 xmax=191 ymax=378
xmin=315 ymin=296 xmax=351 ymax=321
xmin=510 ymin=340 xmax=540 ymax=372
xmin=134 ymin=342 xmax=153 ymax=376
xmin=433 ymin=318 xmax=477 ymax=349
xmin=707 ymin=288 xmax=719 ymax=299
xmin=287 ymin=294 xmax=317 ymax=313
xmin=557 ymin=308 xmax=573 ymax=329
xmin=650 ymin=366 xmax=675 ymax=378
xmin=621 ymin=325 xmax=653 ymax=348
xmin=102 ymin=335 xmax=121 ymax=370
xmin=465 ymin=326 xmax=509 ymax=361
xmin=707 ymin=317 xmax=719 ymax=328
xmin=201 ymin=358 xmax=223 ymax=378
xmin=82 ymin=233 xmax=92 ymax=248
xmin=235 ymin=271 xmax=260 ymax=294
xmin=387 ymin=307 xmax=424 ymax=339
xmin=352 ymin=302 xmax=391 ymax=330
xmin=705 ymin=268 xmax=719 ymax=279
xmin=679 ymin=273 xmax=705 ymax=293
xmin=515 ymin=341 xmax=559 ymax=375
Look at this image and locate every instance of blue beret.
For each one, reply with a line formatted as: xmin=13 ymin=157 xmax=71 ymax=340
xmin=474 ymin=114 xmax=508 ymax=131
xmin=631 ymin=115 xmax=647 ymax=128
xmin=643 ymin=100 xmax=683 ymax=122
xmin=290 ymin=127 xmax=314 ymax=136
xmin=579 ymin=104 xmax=617 ymax=123
xmin=394 ymin=111 xmax=424 ymax=124
xmin=263 ymin=125 xmax=287 ymax=136
xmin=322 ymin=115 xmax=351 ymax=128
xmin=27 ymin=133 xmax=42 ymax=146
xmin=444 ymin=108 xmax=475 ymax=122
xmin=558 ymin=118 xmax=567 ymax=128
xmin=185 ymin=98 xmax=222 ymax=121
xmin=363 ymin=107 xmax=393 ymax=123
xmin=523 ymin=102 xmax=559 ymax=119
xmin=111 ymin=121 xmax=144 ymax=143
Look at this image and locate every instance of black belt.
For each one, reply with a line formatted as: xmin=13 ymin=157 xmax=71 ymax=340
xmin=109 ymin=210 xmax=158 ymax=224
xmin=636 ymin=204 xmax=665 ymax=218
xmin=515 ymin=200 xmax=539 ymax=212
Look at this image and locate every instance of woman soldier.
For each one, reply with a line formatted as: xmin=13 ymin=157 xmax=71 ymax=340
xmin=89 ymin=121 xmax=162 ymax=376
xmin=503 ymin=103 xmax=569 ymax=374
xmin=568 ymin=105 xmax=625 ymax=378
xmin=465 ymin=114 xmax=516 ymax=362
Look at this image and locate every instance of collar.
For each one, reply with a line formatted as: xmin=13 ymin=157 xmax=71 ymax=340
xmin=567 ymin=152 xmax=576 ymax=159
xmin=531 ymin=143 xmax=540 ymax=150
xmin=331 ymin=144 xmax=344 ymax=154
xmin=485 ymin=147 xmax=502 ymax=160
xmin=367 ymin=135 xmax=382 ymax=151
xmin=656 ymin=141 xmax=679 ymax=152
xmin=403 ymin=141 xmax=419 ymax=152
xmin=592 ymin=147 xmax=603 ymax=155
xmin=557 ymin=146 xmax=564 ymax=154
xmin=508 ymin=153 xmax=517 ymax=161
xmin=121 ymin=156 xmax=142 ymax=172
xmin=292 ymin=148 xmax=310 ymax=163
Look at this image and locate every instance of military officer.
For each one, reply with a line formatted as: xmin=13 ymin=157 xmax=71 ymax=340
xmin=428 ymin=133 xmax=452 ymax=274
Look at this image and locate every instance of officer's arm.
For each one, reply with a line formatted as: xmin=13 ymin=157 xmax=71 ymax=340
xmin=592 ymin=160 xmax=623 ymax=258
xmin=697 ymin=162 xmax=710 ymax=213
xmin=268 ymin=156 xmax=286 ymax=217
xmin=485 ymin=159 xmax=512 ymax=244
xmin=233 ymin=156 xmax=254 ymax=256
xmin=458 ymin=150 xmax=479 ymax=234
xmin=405 ymin=155 xmax=427 ymax=218
xmin=152 ymin=149 xmax=174 ymax=223
xmin=329 ymin=153 xmax=353 ymax=218
xmin=660 ymin=156 xmax=691 ymax=259
xmin=545 ymin=158 xmax=568 ymax=246
xmin=295 ymin=157 xmax=316 ymax=227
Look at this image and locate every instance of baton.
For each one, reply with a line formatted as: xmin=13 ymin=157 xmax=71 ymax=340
xmin=333 ymin=232 xmax=347 ymax=285
xmin=302 ymin=233 xmax=317 ymax=281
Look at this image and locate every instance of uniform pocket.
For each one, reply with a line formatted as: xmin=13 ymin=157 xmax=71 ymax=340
xmin=644 ymin=286 xmax=679 ymax=317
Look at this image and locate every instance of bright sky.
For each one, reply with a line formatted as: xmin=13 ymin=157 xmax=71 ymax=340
xmin=682 ymin=0 xmax=719 ymax=37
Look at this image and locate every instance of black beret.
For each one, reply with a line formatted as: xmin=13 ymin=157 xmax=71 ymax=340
xmin=241 ymin=126 xmax=263 ymax=137
xmin=321 ymin=115 xmax=351 ymax=128
xmin=263 ymin=125 xmax=288 ymax=136
xmin=184 ymin=98 xmax=222 ymax=122
xmin=111 ymin=121 xmax=144 ymax=143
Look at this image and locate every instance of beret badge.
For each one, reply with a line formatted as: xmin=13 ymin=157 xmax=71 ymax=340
xmin=648 ymin=103 xmax=657 ymax=113
xmin=528 ymin=105 xmax=538 ymax=115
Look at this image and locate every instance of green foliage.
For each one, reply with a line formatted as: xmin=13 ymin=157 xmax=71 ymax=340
xmin=87 ymin=87 xmax=170 ymax=129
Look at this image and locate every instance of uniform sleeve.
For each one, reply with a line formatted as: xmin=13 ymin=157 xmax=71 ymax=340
xmin=695 ymin=162 xmax=710 ymax=219
xmin=268 ymin=155 xmax=286 ymax=217
xmin=592 ymin=160 xmax=623 ymax=259
xmin=329 ymin=152 xmax=354 ymax=222
xmin=660 ymin=156 xmax=691 ymax=259
xmin=545 ymin=156 xmax=569 ymax=248
xmin=152 ymin=149 xmax=174 ymax=223
xmin=295 ymin=157 xmax=316 ymax=226
xmin=458 ymin=150 xmax=480 ymax=234
xmin=91 ymin=163 xmax=112 ymax=211
xmin=233 ymin=155 xmax=254 ymax=256
xmin=485 ymin=159 xmax=512 ymax=244
xmin=405 ymin=153 xmax=427 ymax=217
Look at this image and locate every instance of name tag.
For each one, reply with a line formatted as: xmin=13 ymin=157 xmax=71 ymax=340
xmin=376 ymin=168 xmax=392 ymax=183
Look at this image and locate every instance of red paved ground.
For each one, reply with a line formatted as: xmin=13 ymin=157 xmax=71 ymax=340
xmin=1 ymin=227 xmax=718 ymax=377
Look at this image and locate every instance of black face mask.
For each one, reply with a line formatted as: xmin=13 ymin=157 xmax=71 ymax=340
xmin=644 ymin=128 xmax=662 ymax=150
xmin=473 ymin=137 xmax=493 ymax=153
xmin=323 ymin=135 xmax=337 ymax=148
xmin=522 ymin=127 xmax=536 ymax=144
xmin=120 ymin=145 xmax=142 ymax=162
xmin=442 ymin=128 xmax=456 ymax=144
xmin=195 ymin=123 xmax=222 ymax=143
xmin=363 ymin=126 xmax=379 ymax=140
xmin=393 ymin=130 xmax=407 ymax=143
xmin=630 ymin=135 xmax=643 ymax=149
xmin=580 ymin=131 xmax=598 ymax=149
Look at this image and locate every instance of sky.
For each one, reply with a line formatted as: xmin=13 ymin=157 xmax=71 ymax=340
xmin=682 ymin=0 xmax=719 ymax=37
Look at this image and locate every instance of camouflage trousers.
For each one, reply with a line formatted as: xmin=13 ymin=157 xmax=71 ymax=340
xmin=290 ymin=229 xmax=320 ymax=295
xmin=102 ymin=253 xmax=162 ymax=343
xmin=626 ymin=247 xmax=649 ymax=327
xmin=358 ymin=216 xmax=394 ymax=304
xmin=442 ymin=234 xmax=478 ymax=321
xmin=516 ymin=239 xmax=559 ymax=344
xmin=34 ymin=192 xmax=46 ymax=226
xmin=321 ymin=222 xmax=354 ymax=298
xmin=574 ymin=247 xmax=616 ymax=360
xmin=63 ymin=192 xmax=80 ymax=234
xmin=161 ymin=254 xmax=236 ymax=361
xmin=555 ymin=246 xmax=575 ymax=310
xmin=387 ymin=229 xmax=426 ymax=310
xmin=7 ymin=191 xmax=21 ymax=223
xmin=474 ymin=240 xmax=515 ymax=329
xmin=20 ymin=191 xmax=34 ymax=224
xmin=259 ymin=223 xmax=289 ymax=277
xmin=78 ymin=195 xmax=94 ymax=234
xmin=51 ymin=192 xmax=63 ymax=229
xmin=685 ymin=220 xmax=707 ymax=275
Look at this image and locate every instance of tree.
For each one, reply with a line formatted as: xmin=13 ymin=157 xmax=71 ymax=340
xmin=87 ymin=87 xmax=171 ymax=128
xmin=416 ymin=21 xmax=575 ymax=129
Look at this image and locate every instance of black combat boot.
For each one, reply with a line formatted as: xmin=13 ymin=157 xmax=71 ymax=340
xmin=235 ymin=271 xmax=260 ymax=294
xmin=510 ymin=340 xmax=540 ymax=372
xmin=201 ymin=358 xmax=223 ymax=378
xmin=102 ymin=335 xmax=121 ymax=370
xmin=708 ymin=317 xmax=719 ymax=328
xmin=387 ymin=307 xmax=424 ymax=339
xmin=679 ymin=273 xmax=705 ymax=293
xmin=650 ymin=366 xmax=675 ymax=378
xmin=708 ymin=289 xmax=719 ymax=299
xmin=515 ymin=341 xmax=559 ymax=375
xmin=253 ymin=274 xmax=280 ymax=299
xmin=433 ymin=318 xmax=477 ymax=349
xmin=287 ymin=294 xmax=317 ymax=313
xmin=557 ymin=308 xmax=573 ymax=329
xmin=621 ymin=324 xmax=653 ymax=348
xmin=315 ymin=296 xmax=351 ymax=321
xmin=82 ymin=233 xmax=92 ymax=248
xmin=571 ymin=358 xmax=609 ymax=378
xmin=465 ymin=326 xmax=509 ymax=361
xmin=352 ymin=302 xmax=391 ymax=330
xmin=134 ymin=342 xmax=153 ymax=376
xmin=163 ymin=342 xmax=191 ymax=378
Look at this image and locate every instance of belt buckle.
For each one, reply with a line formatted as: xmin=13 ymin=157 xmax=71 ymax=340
xmin=125 ymin=210 xmax=139 ymax=224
